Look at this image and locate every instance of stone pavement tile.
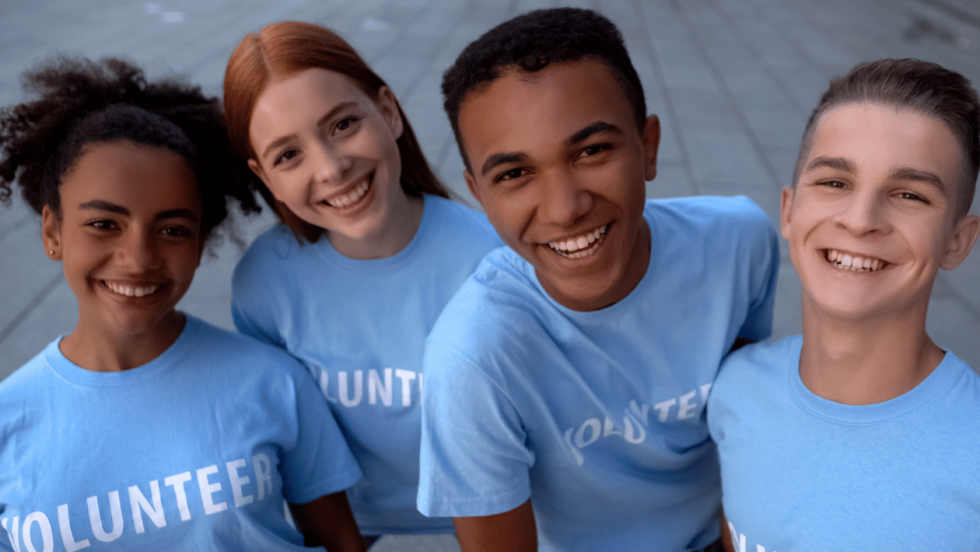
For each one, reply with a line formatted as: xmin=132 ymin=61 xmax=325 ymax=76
xmin=771 ymin=260 xmax=804 ymax=341
xmin=0 ymin=221 xmax=63 ymax=338
xmin=373 ymin=533 xmax=461 ymax=552
xmin=936 ymin=248 xmax=980 ymax=321
xmin=0 ymin=280 xmax=76 ymax=382
xmin=927 ymin=295 xmax=980 ymax=372
xmin=648 ymin=162 xmax=698 ymax=200
xmin=681 ymin=129 xmax=775 ymax=187
xmin=739 ymin=105 xmax=807 ymax=153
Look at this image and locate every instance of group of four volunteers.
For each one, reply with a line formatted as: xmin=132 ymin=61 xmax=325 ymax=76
xmin=1 ymin=7 xmax=978 ymax=552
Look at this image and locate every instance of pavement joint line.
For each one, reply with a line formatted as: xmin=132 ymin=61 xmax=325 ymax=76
xmin=631 ymin=0 xmax=700 ymax=195
xmin=711 ymin=0 xmax=810 ymax=115
xmin=363 ymin=0 xmax=437 ymax=68
xmin=0 ymin=271 xmax=63 ymax=348
xmin=400 ymin=0 xmax=467 ymax=102
xmin=674 ymin=0 xmax=784 ymax=189
xmin=752 ymin=0 xmax=837 ymax=76
xmin=0 ymin=212 xmax=32 ymax=246
xmin=914 ymin=0 xmax=980 ymax=28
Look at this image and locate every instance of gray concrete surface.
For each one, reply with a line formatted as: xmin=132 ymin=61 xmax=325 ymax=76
xmin=1 ymin=0 xmax=978 ymax=548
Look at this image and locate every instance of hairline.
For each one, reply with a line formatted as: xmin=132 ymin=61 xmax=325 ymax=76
xmin=792 ymin=100 xmax=976 ymax=220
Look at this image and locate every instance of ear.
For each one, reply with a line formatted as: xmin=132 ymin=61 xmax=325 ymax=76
xmin=464 ymin=169 xmax=482 ymax=207
xmin=641 ymin=115 xmax=661 ymax=181
xmin=780 ymin=186 xmax=795 ymax=241
xmin=376 ymin=86 xmax=404 ymax=141
xmin=41 ymin=205 xmax=63 ymax=260
xmin=940 ymin=213 xmax=980 ymax=270
xmin=247 ymin=158 xmax=280 ymax=200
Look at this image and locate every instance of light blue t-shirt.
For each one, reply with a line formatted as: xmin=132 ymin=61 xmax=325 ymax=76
xmin=418 ymin=196 xmax=779 ymax=551
xmin=708 ymin=336 xmax=980 ymax=551
xmin=231 ymin=195 xmax=502 ymax=536
xmin=0 ymin=315 xmax=361 ymax=552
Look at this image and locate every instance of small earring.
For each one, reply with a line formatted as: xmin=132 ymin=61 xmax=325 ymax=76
xmin=49 ymin=250 xmax=55 ymax=255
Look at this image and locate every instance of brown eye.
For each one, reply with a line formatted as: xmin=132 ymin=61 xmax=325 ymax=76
xmin=274 ymin=149 xmax=299 ymax=166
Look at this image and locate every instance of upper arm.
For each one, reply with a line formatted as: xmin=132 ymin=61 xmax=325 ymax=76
xmin=289 ymin=491 xmax=365 ymax=552
xmin=418 ymin=341 xmax=534 ymax=517
xmin=738 ymin=208 xmax=780 ymax=342
xmin=454 ymin=499 xmax=537 ymax=552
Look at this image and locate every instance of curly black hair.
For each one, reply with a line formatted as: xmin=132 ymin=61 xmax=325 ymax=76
xmin=441 ymin=8 xmax=647 ymax=172
xmin=0 ymin=55 xmax=261 ymax=243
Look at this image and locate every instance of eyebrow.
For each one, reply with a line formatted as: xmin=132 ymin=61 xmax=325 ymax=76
xmin=890 ymin=167 xmax=946 ymax=194
xmin=804 ymin=156 xmax=946 ymax=194
xmin=804 ymin=156 xmax=856 ymax=175
xmin=478 ymin=121 xmax=623 ymax=178
xmin=258 ymin=101 xmax=358 ymax=161
xmin=567 ymin=121 xmax=622 ymax=146
xmin=79 ymin=200 xmax=198 ymax=223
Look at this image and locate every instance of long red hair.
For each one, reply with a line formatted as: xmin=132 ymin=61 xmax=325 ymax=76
xmin=224 ymin=21 xmax=448 ymax=243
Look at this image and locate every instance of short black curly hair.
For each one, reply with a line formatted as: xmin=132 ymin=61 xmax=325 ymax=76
xmin=0 ymin=55 xmax=260 ymax=244
xmin=442 ymin=7 xmax=646 ymax=172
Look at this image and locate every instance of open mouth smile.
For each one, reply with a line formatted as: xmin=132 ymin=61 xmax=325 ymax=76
xmin=825 ymin=249 xmax=888 ymax=272
xmin=102 ymin=280 xmax=162 ymax=298
xmin=547 ymin=225 xmax=608 ymax=259
xmin=323 ymin=176 xmax=372 ymax=209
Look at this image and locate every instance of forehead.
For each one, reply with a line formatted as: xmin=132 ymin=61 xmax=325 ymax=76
xmin=249 ymin=68 xmax=374 ymax=139
xmin=457 ymin=59 xmax=637 ymax=166
xmin=61 ymin=141 xmax=200 ymax=209
xmin=805 ymin=103 xmax=964 ymax=188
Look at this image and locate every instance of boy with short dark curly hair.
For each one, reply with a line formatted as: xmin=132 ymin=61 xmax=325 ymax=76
xmin=417 ymin=8 xmax=780 ymax=551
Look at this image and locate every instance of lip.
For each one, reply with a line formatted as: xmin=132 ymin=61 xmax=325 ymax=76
xmin=319 ymin=172 xmax=374 ymax=213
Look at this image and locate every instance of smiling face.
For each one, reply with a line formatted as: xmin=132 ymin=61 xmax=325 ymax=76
xmin=247 ymin=68 xmax=413 ymax=257
xmin=783 ymin=102 xmax=980 ymax=324
xmin=42 ymin=141 xmax=203 ymax=343
xmin=459 ymin=59 xmax=659 ymax=311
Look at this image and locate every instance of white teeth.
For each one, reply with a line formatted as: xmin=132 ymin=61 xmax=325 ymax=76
xmin=825 ymin=249 xmax=887 ymax=272
xmin=548 ymin=225 xmax=608 ymax=257
xmin=105 ymin=281 xmax=159 ymax=297
xmin=326 ymin=179 xmax=370 ymax=208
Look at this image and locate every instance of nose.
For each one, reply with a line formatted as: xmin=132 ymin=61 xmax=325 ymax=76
xmin=835 ymin=189 xmax=889 ymax=236
xmin=119 ymin=229 xmax=162 ymax=272
xmin=311 ymin=140 xmax=351 ymax=184
xmin=537 ymin=168 xmax=592 ymax=227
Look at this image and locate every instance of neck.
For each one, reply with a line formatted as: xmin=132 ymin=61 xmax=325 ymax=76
xmin=798 ymin=298 xmax=944 ymax=405
xmin=60 ymin=311 xmax=186 ymax=372
xmin=329 ymin=193 xmax=424 ymax=260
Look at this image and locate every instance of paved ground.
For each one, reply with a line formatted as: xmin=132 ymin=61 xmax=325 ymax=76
xmin=1 ymin=0 xmax=978 ymax=548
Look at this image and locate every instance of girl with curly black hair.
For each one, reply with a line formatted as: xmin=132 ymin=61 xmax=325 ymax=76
xmin=0 ymin=55 xmax=365 ymax=551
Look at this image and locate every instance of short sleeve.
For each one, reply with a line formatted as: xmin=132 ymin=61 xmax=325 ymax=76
xmin=417 ymin=341 xmax=534 ymax=517
xmin=280 ymin=364 xmax=362 ymax=504
xmin=230 ymin=259 xmax=288 ymax=349
xmin=737 ymin=204 xmax=780 ymax=342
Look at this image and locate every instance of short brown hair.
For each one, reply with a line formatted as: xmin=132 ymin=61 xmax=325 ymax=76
xmin=793 ymin=58 xmax=979 ymax=219
xmin=224 ymin=21 xmax=448 ymax=243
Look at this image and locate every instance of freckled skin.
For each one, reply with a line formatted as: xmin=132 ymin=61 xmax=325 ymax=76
xmin=247 ymin=68 xmax=422 ymax=260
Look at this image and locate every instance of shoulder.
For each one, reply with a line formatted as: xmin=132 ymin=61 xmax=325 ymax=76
xmin=428 ymin=248 xmax=545 ymax=360
xmin=0 ymin=341 xmax=58 ymax=399
xmin=937 ymin=352 xmax=980 ymax=415
xmin=646 ymin=196 xmax=775 ymax=241
xmin=424 ymin=195 xmax=502 ymax=248
xmin=182 ymin=316 xmax=311 ymax=382
xmin=715 ymin=336 xmax=801 ymax=394
xmin=233 ymin=224 xmax=307 ymax=288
